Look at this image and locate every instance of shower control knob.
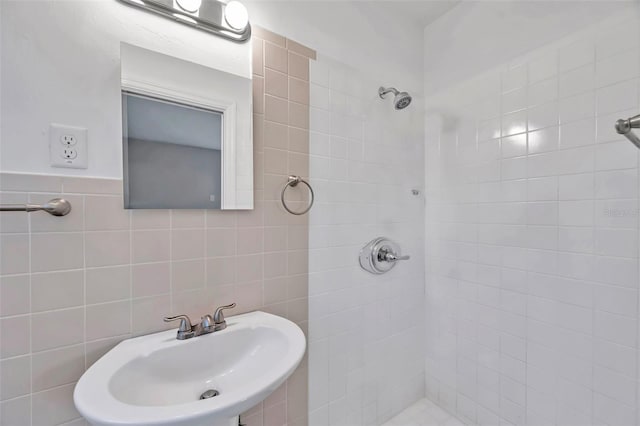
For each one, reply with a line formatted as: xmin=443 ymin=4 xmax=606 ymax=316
xmin=359 ymin=237 xmax=410 ymax=274
xmin=379 ymin=249 xmax=410 ymax=263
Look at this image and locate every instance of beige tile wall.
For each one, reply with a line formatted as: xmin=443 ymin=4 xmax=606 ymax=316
xmin=0 ymin=27 xmax=313 ymax=426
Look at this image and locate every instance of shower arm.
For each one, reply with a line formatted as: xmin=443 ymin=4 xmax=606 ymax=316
xmin=615 ymin=114 xmax=640 ymax=149
xmin=378 ymin=87 xmax=399 ymax=98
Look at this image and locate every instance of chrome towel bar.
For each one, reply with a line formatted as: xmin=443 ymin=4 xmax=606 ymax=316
xmin=615 ymin=113 xmax=640 ymax=149
xmin=0 ymin=198 xmax=72 ymax=216
xmin=281 ymin=175 xmax=314 ymax=215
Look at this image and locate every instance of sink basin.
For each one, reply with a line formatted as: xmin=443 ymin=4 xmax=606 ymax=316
xmin=74 ymin=311 xmax=306 ymax=426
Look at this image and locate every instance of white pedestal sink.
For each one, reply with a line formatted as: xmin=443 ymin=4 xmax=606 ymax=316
xmin=74 ymin=311 xmax=306 ymax=426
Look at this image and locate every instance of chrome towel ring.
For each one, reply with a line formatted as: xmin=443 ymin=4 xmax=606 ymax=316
xmin=281 ymin=175 xmax=314 ymax=215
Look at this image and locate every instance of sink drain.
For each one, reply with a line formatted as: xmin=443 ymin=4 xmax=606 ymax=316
xmin=200 ymin=389 xmax=220 ymax=400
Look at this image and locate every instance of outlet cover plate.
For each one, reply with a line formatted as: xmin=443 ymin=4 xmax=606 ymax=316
xmin=50 ymin=124 xmax=88 ymax=169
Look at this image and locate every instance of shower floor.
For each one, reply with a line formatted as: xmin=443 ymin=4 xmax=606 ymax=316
xmin=381 ymin=398 xmax=465 ymax=426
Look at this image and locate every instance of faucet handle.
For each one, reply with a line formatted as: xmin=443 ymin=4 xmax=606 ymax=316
xmin=213 ymin=303 xmax=236 ymax=330
xmin=377 ymin=244 xmax=410 ymax=263
xmin=381 ymin=251 xmax=411 ymax=262
xmin=200 ymin=314 xmax=214 ymax=329
xmin=163 ymin=314 xmax=193 ymax=333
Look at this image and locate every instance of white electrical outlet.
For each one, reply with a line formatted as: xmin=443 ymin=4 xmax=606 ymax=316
xmin=61 ymin=134 xmax=77 ymax=146
xmin=50 ymin=124 xmax=88 ymax=169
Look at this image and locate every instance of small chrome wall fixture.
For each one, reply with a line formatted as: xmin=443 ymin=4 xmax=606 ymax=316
xmin=378 ymin=87 xmax=412 ymax=110
xmin=281 ymin=175 xmax=314 ymax=215
xmin=615 ymin=114 xmax=640 ymax=149
xmin=117 ymin=0 xmax=251 ymax=43
xmin=359 ymin=237 xmax=410 ymax=274
xmin=0 ymin=198 xmax=71 ymax=216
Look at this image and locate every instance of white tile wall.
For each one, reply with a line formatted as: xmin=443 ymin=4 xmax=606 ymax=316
xmin=425 ymin=12 xmax=640 ymax=426
xmin=307 ymin=55 xmax=425 ymax=425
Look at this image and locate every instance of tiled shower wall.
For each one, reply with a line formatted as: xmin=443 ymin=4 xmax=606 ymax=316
xmin=424 ymin=11 xmax=640 ymax=426
xmin=307 ymin=56 xmax=425 ymax=425
xmin=0 ymin=28 xmax=312 ymax=426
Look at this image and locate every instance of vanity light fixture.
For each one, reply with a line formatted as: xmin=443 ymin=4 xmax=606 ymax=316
xmin=172 ymin=12 xmax=198 ymax=24
xmin=224 ymin=1 xmax=249 ymax=30
xmin=175 ymin=0 xmax=202 ymax=13
xmin=117 ymin=0 xmax=251 ymax=43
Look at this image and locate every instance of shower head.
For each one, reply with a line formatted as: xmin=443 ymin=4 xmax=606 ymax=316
xmin=379 ymin=86 xmax=412 ymax=110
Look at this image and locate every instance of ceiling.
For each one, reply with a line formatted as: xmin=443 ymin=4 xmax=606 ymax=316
xmin=368 ymin=1 xmax=461 ymax=28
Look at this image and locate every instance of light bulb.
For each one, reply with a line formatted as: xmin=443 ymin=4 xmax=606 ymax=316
xmin=224 ymin=1 xmax=248 ymax=30
xmin=176 ymin=0 xmax=202 ymax=13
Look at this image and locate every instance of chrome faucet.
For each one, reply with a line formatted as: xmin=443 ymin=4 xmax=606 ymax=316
xmin=164 ymin=303 xmax=236 ymax=340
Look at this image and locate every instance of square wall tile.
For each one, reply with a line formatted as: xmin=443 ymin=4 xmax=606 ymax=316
xmin=85 ymin=231 xmax=130 ymax=267
xmin=171 ymin=229 xmax=205 ymax=260
xmin=290 ymin=77 xmax=310 ymax=105
xmin=0 ymin=316 xmax=30 ymax=358
xmin=31 ymin=383 xmax=79 ymax=426
xmin=0 ymin=234 xmax=29 ymax=275
xmin=31 ymin=308 xmax=84 ymax=352
xmin=265 ymin=95 xmax=289 ymax=125
xmin=0 ymin=355 xmax=31 ymax=400
xmin=86 ymin=300 xmax=131 ymax=340
xmin=132 ymin=262 xmax=170 ymax=298
xmin=265 ymin=68 xmax=288 ymax=99
xmin=172 ymin=259 xmax=205 ymax=291
xmin=86 ymin=265 xmax=131 ymax=304
xmin=132 ymin=230 xmax=170 ymax=263
xmin=31 ymin=233 xmax=83 ymax=272
xmin=265 ymin=42 xmax=288 ymax=73
xmin=290 ymin=52 xmax=310 ymax=81
xmin=1 ymin=396 xmax=30 ymax=425
xmin=0 ymin=192 xmax=29 ymax=233
xmin=31 ymin=344 xmax=84 ymax=392
xmin=31 ymin=270 xmax=83 ymax=312
xmin=0 ymin=274 xmax=30 ymax=317
xmin=85 ymin=195 xmax=129 ymax=231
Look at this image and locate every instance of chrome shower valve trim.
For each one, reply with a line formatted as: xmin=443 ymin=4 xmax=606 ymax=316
xmin=359 ymin=237 xmax=410 ymax=274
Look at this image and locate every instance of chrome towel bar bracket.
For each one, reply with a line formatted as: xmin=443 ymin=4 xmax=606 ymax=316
xmin=0 ymin=198 xmax=72 ymax=216
xmin=281 ymin=175 xmax=314 ymax=215
xmin=615 ymin=113 xmax=640 ymax=149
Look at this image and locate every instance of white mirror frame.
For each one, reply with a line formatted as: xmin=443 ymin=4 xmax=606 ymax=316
xmin=120 ymin=43 xmax=253 ymax=209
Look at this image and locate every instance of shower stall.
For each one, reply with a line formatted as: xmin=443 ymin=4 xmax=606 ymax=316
xmin=305 ymin=1 xmax=640 ymax=425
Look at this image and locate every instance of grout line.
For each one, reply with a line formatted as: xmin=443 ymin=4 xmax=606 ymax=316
xmin=590 ymin=49 xmax=598 ymax=423
xmin=128 ymin=209 xmax=133 ymax=338
xmin=81 ymin=195 xmax=87 ymax=375
xmin=26 ymin=191 xmax=33 ymax=426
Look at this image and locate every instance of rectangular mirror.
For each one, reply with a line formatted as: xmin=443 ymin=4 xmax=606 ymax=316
xmin=120 ymin=43 xmax=253 ymax=210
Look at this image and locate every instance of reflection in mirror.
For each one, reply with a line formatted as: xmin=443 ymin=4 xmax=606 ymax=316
xmin=123 ymin=92 xmax=223 ymax=209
